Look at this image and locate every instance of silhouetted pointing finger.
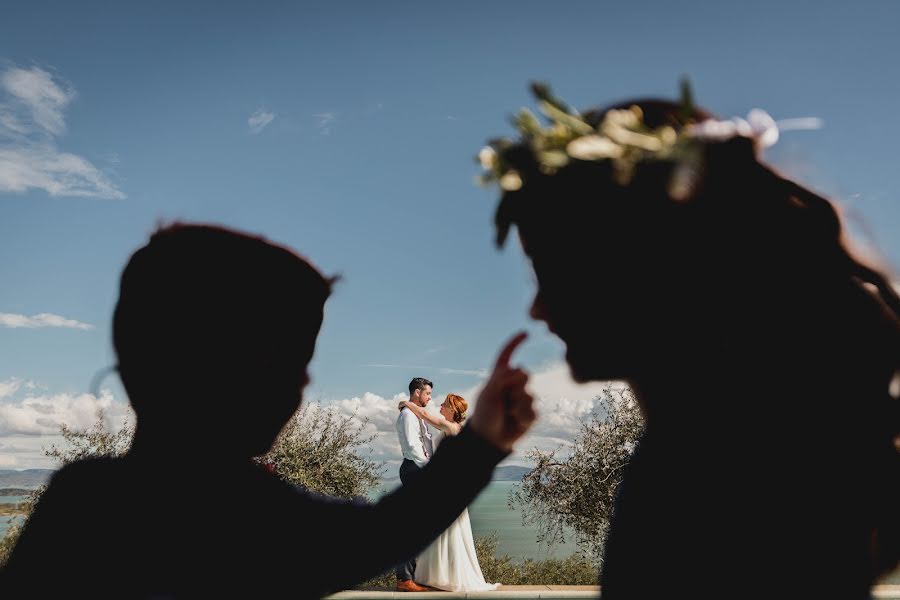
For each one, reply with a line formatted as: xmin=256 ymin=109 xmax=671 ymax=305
xmin=494 ymin=332 xmax=528 ymax=371
xmin=500 ymin=369 xmax=528 ymax=389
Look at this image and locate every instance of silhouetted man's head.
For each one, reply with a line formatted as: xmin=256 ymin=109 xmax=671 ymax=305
xmin=113 ymin=223 xmax=334 ymax=457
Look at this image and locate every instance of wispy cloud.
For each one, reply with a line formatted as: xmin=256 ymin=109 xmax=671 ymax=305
xmin=0 ymin=378 xmax=25 ymax=400
xmin=363 ymin=364 xmax=488 ymax=378
xmin=439 ymin=367 xmax=487 ymax=376
xmin=248 ymin=108 xmax=275 ymax=134
xmin=1 ymin=66 xmax=72 ymax=136
xmin=313 ymin=112 xmax=337 ymax=135
xmin=0 ymin=64 xmax=125 ymax=199
xmin=0 ymin=312 xmax=94 ymax=330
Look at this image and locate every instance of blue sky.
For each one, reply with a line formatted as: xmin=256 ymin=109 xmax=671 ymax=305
xmin=2 ymin=0 xmax=899 ymax=469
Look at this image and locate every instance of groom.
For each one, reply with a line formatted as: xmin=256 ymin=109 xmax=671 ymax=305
xmin=395 ymin=376 xmax=436 ymax=592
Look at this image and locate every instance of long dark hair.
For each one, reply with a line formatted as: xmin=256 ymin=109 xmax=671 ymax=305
xmin=493 ymin=98 xmax=900 ymax=578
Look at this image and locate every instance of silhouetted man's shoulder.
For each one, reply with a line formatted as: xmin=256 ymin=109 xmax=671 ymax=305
xmin=1 ymin=457 xmax=327 ymax=596
xmin=1 ymin=457 xmax=128 ymax=594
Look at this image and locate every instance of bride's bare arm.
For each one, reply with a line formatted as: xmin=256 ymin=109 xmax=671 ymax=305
xmin=398 ymin=401 xmax=460 ymax=435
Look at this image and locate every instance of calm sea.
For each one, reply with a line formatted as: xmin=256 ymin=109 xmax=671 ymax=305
xmin=371 ymin=480 xmax=579 ymax=561
xmin=0 ymin=495 xmax=25 ymax=540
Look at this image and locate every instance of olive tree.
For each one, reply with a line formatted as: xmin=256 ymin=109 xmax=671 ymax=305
xmin=511 ymin=385 xmax=644 ymax=564
xmin=259 ymin=403 xmax=384 ymax=498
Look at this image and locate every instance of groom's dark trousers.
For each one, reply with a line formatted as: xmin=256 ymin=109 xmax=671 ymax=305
xmin=395 ymin=458 xmax=424 ymax=581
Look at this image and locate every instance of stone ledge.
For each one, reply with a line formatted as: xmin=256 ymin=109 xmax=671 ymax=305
xmin=326 ymin=584 xmax=900 ymax=599
xmin=326 ymin=586 xmax=599 ymax=599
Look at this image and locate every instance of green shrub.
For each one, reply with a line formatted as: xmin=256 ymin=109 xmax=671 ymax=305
xmin=476 ymin=534 xmax=598 ymax=585
xmin=355 ymin=534 xmax=597 ymax=589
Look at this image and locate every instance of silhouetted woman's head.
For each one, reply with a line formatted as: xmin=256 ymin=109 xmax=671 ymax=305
xmin=486 ymin=87 xmax=899 ymax=385
xmin=483 ymin=84 xmax=900 ymax=580
xmin=113 ymin=223 xmax=335 ymax=456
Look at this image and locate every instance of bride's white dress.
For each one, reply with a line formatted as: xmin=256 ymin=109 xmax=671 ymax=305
xmin=415 ymin=429 xmax=500 ymax=592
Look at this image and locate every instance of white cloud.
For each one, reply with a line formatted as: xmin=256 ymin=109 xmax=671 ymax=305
xmin=313 ymin=112 xmax=336 ymax=135
xmin=0 ymin=387 xmax=131 ymax=437
xmin=0 ymin=64 xmax=125 ymax=199
xmin=457 ymin=363 xmax=621 ymax=462
xmin=0 ymin=378 xmax=24 ymax=400
xmin=0 ymin=147 xmax=124 ymax=198
xmin=248 ymin=108 xmax=275 ymax=134
xmin=1 ymin=66 xmax=73 ymax=136
xmin=320 ymin=363 xmax=619 ymax=472
xmin=0 ymin=435 xmax=66 ymax=469
xmin=0 ymin=312 xmax=94 ymax=330
xmin=0 ymin=378 xmax=133 ymax=469
xmin=318 ymin=391 xmax=410 ymax=467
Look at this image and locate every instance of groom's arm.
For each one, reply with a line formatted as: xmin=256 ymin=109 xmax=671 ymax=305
xmin=294 ymin=426 xmax=506 ymax=596
xmin=398 ymin=408 xmax=428 ymax=467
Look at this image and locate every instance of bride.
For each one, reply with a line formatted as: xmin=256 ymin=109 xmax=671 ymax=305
xmin=398 ymin=394 xmax=501 ymax=592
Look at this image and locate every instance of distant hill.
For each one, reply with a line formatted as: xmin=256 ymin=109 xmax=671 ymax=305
xmin=492 ymin=465 xmax=531 ymax=481
xmin=0 ymin=469 xmax=55 ymax=489
xmin=0 ymin=488 xmax=35 ymax=496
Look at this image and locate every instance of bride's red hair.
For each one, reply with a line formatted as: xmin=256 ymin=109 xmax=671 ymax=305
xmin=446 ymin=394 xmax=468 ymax=423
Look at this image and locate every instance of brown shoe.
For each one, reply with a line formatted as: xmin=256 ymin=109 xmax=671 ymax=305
xmin=396 ymin=579 xmax=429 ymax=592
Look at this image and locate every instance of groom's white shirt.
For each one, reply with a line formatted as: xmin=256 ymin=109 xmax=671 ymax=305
xmin=397 ymin=407 xmax=434 ymax=468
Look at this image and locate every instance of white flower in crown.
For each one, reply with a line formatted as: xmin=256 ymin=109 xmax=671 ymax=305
xmin=499 ymin=171 xmax=523 ymax=191
xmin=566 ymin=135 xmax=623 ymax=160
xmin=688 ymin=108 xmax=780 ymax=148
xmin=476 ymin=80 xmax=821 ymax=199
xmin=478 ymin=146 xmax=498 ymax=170
xmin=600 ymin=107 xmax=669 ymax=152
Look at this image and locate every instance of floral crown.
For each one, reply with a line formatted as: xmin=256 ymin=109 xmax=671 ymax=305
xmin=476 ymin=80 xmax=817 ymax=202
